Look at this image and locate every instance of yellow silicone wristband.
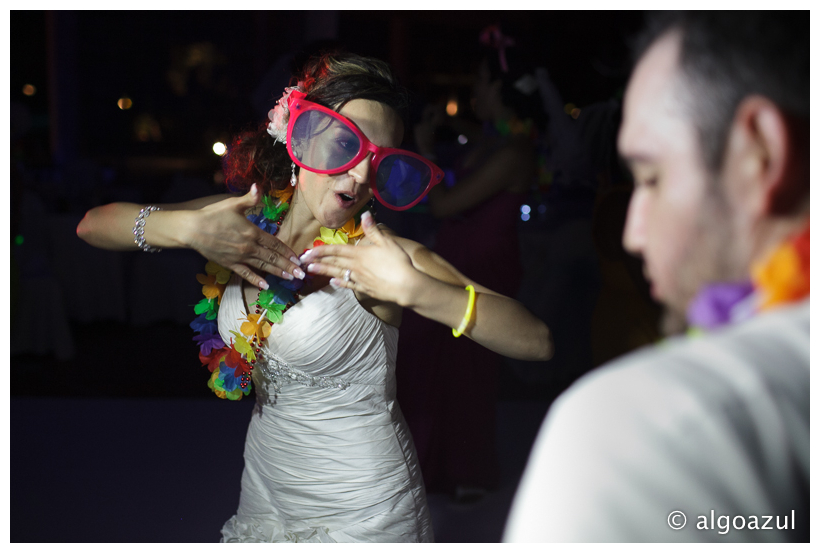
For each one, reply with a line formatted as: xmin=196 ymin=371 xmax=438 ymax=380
xmin=452 ymin=285 xmax=476 ymax=338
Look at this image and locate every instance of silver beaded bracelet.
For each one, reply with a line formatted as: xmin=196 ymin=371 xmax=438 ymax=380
xmin=133 ymin=205 xmax=162 ymax=252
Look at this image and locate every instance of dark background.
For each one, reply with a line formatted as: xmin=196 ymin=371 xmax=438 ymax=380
xmin=11 ymin=10 xmax=659 ymax=543
xmin=13 ymin=11 xmax=642 ymax=171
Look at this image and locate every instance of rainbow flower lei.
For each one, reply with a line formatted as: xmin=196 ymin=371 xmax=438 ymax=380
xmin=687 ymin=224 xmax=809 ymax=332
xmin=190 ymin=187 xmax=364 ymax=400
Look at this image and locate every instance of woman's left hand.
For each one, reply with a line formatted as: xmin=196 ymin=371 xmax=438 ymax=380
xmin=300 ymin=212 xmax=419 ymax=307
xmin=303 ymin=213 xmax=553 ymax=361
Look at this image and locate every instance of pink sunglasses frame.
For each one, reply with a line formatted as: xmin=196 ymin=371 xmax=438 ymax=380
xmin=285 ymin=90 xmax=445 ymax=211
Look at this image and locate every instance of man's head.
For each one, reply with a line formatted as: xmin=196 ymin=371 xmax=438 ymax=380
xmin=618 ymin=11 xmax=809 ymax=333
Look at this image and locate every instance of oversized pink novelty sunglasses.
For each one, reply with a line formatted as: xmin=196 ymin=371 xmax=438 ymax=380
xmin=285 ymin=90 xmax=445 ymax=210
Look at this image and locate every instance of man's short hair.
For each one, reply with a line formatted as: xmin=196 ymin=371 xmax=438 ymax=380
xmin=632 ymin=11 xmax=809 ymax=172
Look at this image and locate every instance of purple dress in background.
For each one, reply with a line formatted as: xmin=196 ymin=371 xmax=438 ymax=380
xmin=396 ymin=154 xmax=526 ymax=493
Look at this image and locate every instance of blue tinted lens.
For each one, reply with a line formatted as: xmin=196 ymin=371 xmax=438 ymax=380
xmin=291 ymin=110 xmax=360 ymax=171
xmin=376 ymin=155 xmax=431 ymax=207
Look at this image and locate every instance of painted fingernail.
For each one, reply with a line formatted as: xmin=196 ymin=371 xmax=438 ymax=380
xmin=307 ymin=263 xmax=316 ymax=273
xmin=330 ymin=278 xmax=341 ymax=287
xmin=259 ymin=279 xmax=269 ymax=290
xmin=281 ymin=270 xmax=294 ymax=281
xmin=293 ymin=267 xmax=305 ymax=280
xmin=299 ymin=250 xmax=312 ymax=263
xmin=290 ymin=256 xmax=302 ymax=266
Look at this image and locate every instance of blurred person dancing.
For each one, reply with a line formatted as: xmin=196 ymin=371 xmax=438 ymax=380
xmin=398 ymin=25 xmax=550 ymax=501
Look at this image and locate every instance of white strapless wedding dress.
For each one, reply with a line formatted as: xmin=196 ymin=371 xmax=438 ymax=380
xmin=216 ymin=274 xmax=433 ymax=542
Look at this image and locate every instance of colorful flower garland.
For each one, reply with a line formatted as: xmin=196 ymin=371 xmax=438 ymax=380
xmin=190 ymin=187 xmax=364 ymax=400
xmin=687 ymin=224 xmax=810 ymax=333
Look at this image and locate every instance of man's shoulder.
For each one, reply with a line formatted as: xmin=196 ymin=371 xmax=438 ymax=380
xmin=508 ymin=300 xmax=810 ymax=543
xmin=557 ymin=299 xmax=810 ymax=423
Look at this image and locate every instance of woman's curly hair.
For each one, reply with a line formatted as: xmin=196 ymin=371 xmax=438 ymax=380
xmin=224 ymin=52 xmax=409 ymax=195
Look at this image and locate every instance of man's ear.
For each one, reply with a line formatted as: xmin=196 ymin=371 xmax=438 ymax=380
xmin=726 ymin=96 xmax=807 ymax=216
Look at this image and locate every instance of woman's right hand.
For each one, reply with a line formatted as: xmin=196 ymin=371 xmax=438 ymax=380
xmin=187 ymin=184 xmax=304 ymax=289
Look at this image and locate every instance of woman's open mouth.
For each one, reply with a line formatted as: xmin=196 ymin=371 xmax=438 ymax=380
xmin=335 ymin=192 xmax=356 ymax=208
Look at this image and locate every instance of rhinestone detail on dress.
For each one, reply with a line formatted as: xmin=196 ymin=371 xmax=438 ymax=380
xmin=259 ymin=353 xmax=351 ymax=395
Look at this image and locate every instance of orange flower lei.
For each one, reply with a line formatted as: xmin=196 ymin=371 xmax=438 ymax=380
xmin=752 ymin=224 xmax=810 ymax=311
xmin=687 ymin=223 xmax=809 ymax=333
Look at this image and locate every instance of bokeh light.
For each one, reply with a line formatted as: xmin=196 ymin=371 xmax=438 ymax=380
xmin=213 ymin=142 xmax=227 ymax=156
xmin=446 ymin=98 xmax=458 ymax=116
xmin=571 ymin=108 xmax=581 ymax=119
xmin=564 ymin=103 xmax=576 ymax=115
xmin=457 ymin=134 xmax=468 ymax=145
xmin=118 ymin=97 xmax=133 ymax=110
xmin=22 ymin=84 xmax=36 ymax=96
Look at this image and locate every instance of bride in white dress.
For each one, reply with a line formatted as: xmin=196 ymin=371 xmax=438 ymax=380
xmin=77 ymin=52 xmax=552 ymax=542
xmin=217 ymin=260 xmax=428 ymax=542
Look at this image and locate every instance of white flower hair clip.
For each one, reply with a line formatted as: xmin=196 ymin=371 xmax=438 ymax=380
xmin=267 ymin=83 xmax=305 ymax=144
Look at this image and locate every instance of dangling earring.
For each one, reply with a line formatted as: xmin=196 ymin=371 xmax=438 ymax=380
xmin=290 ymin=162 xmax=297 ymax=187
xmin=367 ymin=196 xmax=377 ymax=217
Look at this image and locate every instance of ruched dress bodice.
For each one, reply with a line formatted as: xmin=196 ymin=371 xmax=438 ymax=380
xmin=216 ymin=273 xmax=433 ymax=542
